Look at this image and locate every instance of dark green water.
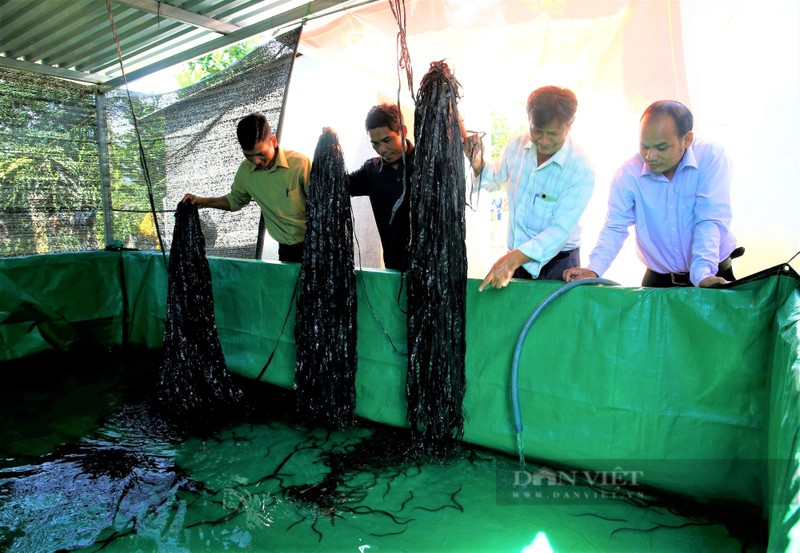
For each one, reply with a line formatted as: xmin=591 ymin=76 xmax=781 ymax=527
xmin=0 ymin=348 xmax=765 ymax=552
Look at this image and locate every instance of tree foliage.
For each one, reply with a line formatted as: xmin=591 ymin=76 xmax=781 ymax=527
xmin=0 ymin=70 xmax=102 ymax=256
xmin=176 ymin=40 xmax=259 ymax=88
xmin=0 ymin=37 xmax=265 ymax=259
xmin=490 ymin=110 xmax=526 ymax=159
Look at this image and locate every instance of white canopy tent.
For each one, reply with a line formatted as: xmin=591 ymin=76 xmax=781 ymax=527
xmin=280 ymin=0 xmax=799 ymax=285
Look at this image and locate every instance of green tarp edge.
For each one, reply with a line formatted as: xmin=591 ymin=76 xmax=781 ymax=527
xmin=767 ymin=287 xmax=800 ymax=551
xmin=1 ymin=251 xmax=799 ymax=537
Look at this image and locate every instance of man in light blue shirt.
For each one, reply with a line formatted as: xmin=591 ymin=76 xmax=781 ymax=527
xmin=564 ymin=100 xmax=739 ymax=287
xmin=465 ymin=86 xmax=595 ymax=292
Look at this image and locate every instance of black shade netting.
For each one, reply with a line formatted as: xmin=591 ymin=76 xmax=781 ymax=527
xmin=0 ymin=68 xmax=101 ymax=258
xmin=111 ymin=28 xmax=301 ymax=259
xmin=406 ymin=61 xmax=468 ymax=455
xmin=157 ymin=200 xmax=243 ymax=425
xmin=0 ymin=29 xmax=300 ymax=260
xmin=294 ymin=128 xmax=358 ymax=429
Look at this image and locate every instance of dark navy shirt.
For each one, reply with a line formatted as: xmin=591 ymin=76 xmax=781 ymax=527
xmin=348 ymin=144 xmax=414 ymax=271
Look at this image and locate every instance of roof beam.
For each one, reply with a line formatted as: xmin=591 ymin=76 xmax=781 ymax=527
xmin=0 ymin=56 xmax=103 ymax=86
xmin=102 ymin=0 xmax=366 ymax=90
xmin=113 ymin=0 xmax=241 ymax=34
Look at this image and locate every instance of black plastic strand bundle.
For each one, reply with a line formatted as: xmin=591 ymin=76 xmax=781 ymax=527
xmin=294 ymin=128 xmax=358 ymax=429
xmin=157 ymin=200 xmax=242 ymax=426
xmin=406 ymin=61 xmax=468 ymax=455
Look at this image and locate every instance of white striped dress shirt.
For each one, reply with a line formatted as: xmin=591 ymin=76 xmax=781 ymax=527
xmin=480 ymin=135 xmax=595 ymax=277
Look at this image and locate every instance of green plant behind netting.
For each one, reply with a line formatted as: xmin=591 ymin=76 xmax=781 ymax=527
xmin=0 ymin=68 xmax=102 ymax=257
xmin=489 ymin=110 xmax=527 ymax=159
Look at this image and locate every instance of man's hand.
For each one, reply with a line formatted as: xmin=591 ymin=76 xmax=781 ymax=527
xmin=563 ymin=267 xmax=598 ymax=282
xmin=463 ymin=132 xmax=484 ymax=177
xmin=180 ymin=195 xmax=229 ymax=210
xmin=479 ymin=250 xmax=530 ymax=292
xmin=699 ymin=275 xmax=729 ymax=288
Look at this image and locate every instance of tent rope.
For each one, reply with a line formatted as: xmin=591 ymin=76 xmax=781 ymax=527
xmin=105 ymin=0 xmax=166 ymax=262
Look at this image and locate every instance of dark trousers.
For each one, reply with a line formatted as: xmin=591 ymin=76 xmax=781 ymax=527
xmin=642 ymin=257 xmax=737 ymax=288
xmin=512 ymin=248 xmax=580 ymax=281
xmin=278 ymin=242 xmax=304 ymax=263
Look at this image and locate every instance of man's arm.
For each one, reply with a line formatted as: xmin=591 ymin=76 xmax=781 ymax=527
xmin=181 ymin=194 xmax=231 ymax=210
xmin=563 ymin=267 xmax=598 ymax=282
xmin=586 ymin=168 xmax=636 ymax=278
xmin=689 ymin=142 xmax=733 ymax=286
xmin=478 ymin=249 xmax=531 ymax=291
xmin=463 ymin=132 xmax=485 ymax=177
xmin=348 ymin=162 xmax=371 ymax=197
xmin=698 ymin=275 xmax=728 ymax=287
xmin=565 ymin=166 xmax=636 ymax=282
xmin=466 ymin=132 xmax=518 ymax=192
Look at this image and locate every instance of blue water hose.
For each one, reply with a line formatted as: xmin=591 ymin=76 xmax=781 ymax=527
xmin=511 ymin=277 xmax=620 ymax=435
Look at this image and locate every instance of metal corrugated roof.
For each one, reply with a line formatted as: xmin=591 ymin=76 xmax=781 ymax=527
xmin=0 ymin=0 xmax=367 ymax=90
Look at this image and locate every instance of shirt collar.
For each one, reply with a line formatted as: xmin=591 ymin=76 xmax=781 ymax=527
xmin=523 ymin=135 xmax=571 ymax=168
xmin=246 ymin=146 xmax=289 ymax=173
xmin=640 ymin=143 xmax=697 ymax=178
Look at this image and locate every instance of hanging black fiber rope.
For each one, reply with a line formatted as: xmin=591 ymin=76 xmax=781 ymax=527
xmin=388 ymin=0 xmax=414 ymax=225
xmin=157 ymin=201 xmax=243 ymax=427
xmin=389 ymin=0 xmax=415 ymax=102
xmin=294 ymin=128 xmax=358 ymax=429
xmin=406 ymin=61 xmax=468 ymax=456
xmin=105 ymin=0 xmax=166 ymax=259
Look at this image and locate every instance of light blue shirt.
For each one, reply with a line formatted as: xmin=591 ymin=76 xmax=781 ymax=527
xmin=587 ymin=138 xmax=736 ymax=286
xmin=479 ymin=135 xmax=595 ymax=277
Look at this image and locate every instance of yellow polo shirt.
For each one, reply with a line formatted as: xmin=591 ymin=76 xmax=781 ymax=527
xmin=226 ymin=147 xmax=311 ymax=246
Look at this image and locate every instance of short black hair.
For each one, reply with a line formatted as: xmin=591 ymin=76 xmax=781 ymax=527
xmin=237 ymin=113 xmax=272 ymax=149
xmin=526 ymin=86 xmax=578 ymax=128
xmin=365 ymin=103 xmax=402 ymax=133
xmin=641 ymin=100 xmax=694 ymax=137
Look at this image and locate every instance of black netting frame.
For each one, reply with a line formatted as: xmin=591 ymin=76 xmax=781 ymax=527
xmin=0 ymin=28 xmax=301 ymax=259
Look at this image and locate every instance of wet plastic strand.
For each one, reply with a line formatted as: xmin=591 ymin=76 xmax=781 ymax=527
xmin=294 ymin=128 xmax=358 ymax=429
xmin=157 ymin=200 xmax=243 ymax=427
xmin=406 ymin=61 xmax=468 ymax=455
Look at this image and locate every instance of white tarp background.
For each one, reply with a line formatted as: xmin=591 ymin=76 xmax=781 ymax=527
xmin=280 ymin=0 xmax=799 ymax=285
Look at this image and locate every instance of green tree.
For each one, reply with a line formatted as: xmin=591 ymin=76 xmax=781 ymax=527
xmin=0 ymin=71 xmax=101 ymax=257
xmin=489 ymin=110 xmax=527 ymax=159
xmin=104 ymin=92 xmax=167 ymax=250
xmin=176 ymin=39 xmax=259 ymax=87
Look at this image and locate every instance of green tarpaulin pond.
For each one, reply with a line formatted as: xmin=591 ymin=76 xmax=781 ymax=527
xmin=1 ymin=250 xmax=798 ymax=551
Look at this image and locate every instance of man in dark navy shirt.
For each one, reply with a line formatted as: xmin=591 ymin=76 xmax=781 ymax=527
xmin=349 ymin=103 xmax=414 ymax=271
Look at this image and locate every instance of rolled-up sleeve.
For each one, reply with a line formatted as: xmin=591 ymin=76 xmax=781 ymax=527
xmin=689 ymin=144 xmax=733 ymax=285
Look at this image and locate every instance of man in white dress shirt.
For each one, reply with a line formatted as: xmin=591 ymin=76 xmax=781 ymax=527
xmin=465 ymin=86 xmax=595 ymax=292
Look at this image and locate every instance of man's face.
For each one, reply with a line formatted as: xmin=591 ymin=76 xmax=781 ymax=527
xmin=242 ymin=136 xmax=277 ymax=170
xmin=639 ymin=113 xmax=693 ymax=180
xmin=529 ymin=119 xmax=571 ymax=158
xmin=368 ymin=126 xmax=406 ymax=168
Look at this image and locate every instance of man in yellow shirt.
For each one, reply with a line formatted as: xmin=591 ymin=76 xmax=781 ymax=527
xmin=182 ymin=113 xmax=311 ymax=262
